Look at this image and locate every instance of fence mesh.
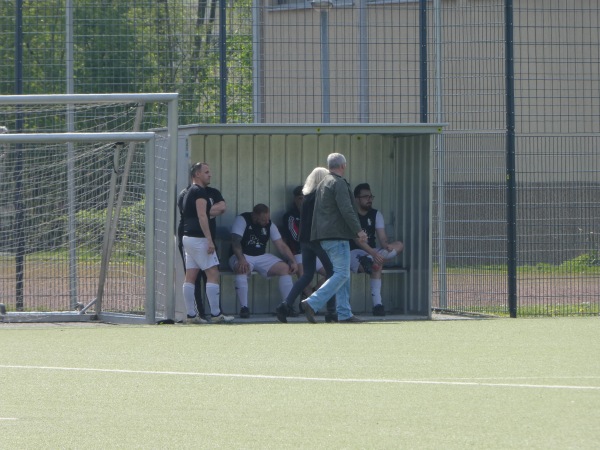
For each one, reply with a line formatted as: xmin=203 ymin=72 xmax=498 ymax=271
xmin=1 ymin=0 xmax=599 ymax=316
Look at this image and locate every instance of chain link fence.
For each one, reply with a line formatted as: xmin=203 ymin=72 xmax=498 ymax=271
xmin=1 ymin=0 xmax=598 ymax=316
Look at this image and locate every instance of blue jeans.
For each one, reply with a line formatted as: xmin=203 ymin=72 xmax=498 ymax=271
xmin=305 ymin=239 xmax=352 ymax=321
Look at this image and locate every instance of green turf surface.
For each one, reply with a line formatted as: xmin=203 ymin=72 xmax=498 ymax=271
xmin=1 ymin=318 xmax=599 ymax=449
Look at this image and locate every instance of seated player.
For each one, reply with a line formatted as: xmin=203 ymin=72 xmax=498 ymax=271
xmin=350 ymin=183 xmax=404 ymax=316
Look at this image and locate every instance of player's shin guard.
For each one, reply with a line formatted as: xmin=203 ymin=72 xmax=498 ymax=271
xmin=205 ymin=282 xmax=221 ymax=316
xmin=183 ymin=282 xmax=197 ymax=317
xmin=370 ymin=278 xmax=382 ymax=306
xmin=279 ymin=274 xmax=294 ymax=301
xmin=234 ymin=274 xmax=249 ymax=307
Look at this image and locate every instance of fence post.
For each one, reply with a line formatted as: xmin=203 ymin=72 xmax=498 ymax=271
xmin=505 ymin=0 xmax=517 ymax=318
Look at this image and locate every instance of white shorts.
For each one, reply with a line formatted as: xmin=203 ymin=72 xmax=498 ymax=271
xmin=294 ymin=253 xmax=324 ymax=272
xmin=229 ymin=253 xmax=283 ymax=278
xmin=183 ymin=236 xmax=220 ymax=270
xmin=350 ymin=248 xmax=396 ymax=273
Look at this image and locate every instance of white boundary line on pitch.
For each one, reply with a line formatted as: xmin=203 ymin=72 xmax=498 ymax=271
xmin=1 ymin=365 xmax=599 ymax=391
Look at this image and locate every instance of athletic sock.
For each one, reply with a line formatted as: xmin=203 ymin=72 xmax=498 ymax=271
xmin=183 ymin=282 xmax=197 ymax=317
xmin=279 ymin=274 xmax=294 ymax=301
xmin=379 ymin=249 xmax=397 ymax=259
xmin=205 ymin=282 xmax=221 ymax=316
xmin=370 ymin=278 xmax=382 ymax=306
xmin=234 ymin=274 xmax=249 ymax=308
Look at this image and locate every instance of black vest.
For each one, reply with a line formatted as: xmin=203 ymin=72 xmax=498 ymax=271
xmin=240 ymin=212 xmax=271 ymax=256
xmin=350 ymin=208 xmax=378 ymax=250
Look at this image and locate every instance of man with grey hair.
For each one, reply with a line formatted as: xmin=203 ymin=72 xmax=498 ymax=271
xmin=300 ymin=153 xmax=368 ymax=323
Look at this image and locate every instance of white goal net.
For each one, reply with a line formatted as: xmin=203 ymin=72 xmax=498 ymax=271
xmin=0 ymin=94 xmax=178 ymax=324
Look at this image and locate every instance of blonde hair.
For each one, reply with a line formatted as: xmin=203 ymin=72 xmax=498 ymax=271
xmin=302 ymin=167 xmax=329 ymax=195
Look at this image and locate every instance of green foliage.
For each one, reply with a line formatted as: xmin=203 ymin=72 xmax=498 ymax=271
xmin=75 ymin=198 xmax=146 ymax=258
xmin=0 ymin=0 xmax=254 ymax=124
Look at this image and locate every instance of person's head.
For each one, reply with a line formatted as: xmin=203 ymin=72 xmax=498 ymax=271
xmin=354 ymin=183 xmax=374 ymax=211
xmin=251 ymin=203 xmax=271 ymax=227
xmin=327 ymin=153 xmax=347 ymax=174
xmin=292 ymin=185 xmax=304 ymax=210
xmin=302 ymin=167 xmax=329 ymax=195
xmin=190 ymin=162 xmax=211 ymax=187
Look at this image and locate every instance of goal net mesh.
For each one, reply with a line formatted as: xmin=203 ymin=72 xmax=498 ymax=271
xmin=0 ymin=99 xmax=173 ymax=321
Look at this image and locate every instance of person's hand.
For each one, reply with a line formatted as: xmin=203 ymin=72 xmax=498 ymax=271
xmin=234 ymin=259 xmax=250 ymax=274
xmin=288 ymin=261 xmax=298 ymax=275
xmin=371 ymin=251 xmax=384 ymax=266
xmin=206 ymin=239 xmax=215 ymax=254
xmin=357 ymin=230 xmax=368 ymax=243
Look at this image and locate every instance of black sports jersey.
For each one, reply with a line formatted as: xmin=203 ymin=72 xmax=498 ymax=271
xmin=179 ymin=185 xmax=224 ymax=240
xmin=182 ymin=184 xmax=211 ymax=238
xmin=239 ymin=212 xmax=271 ymax=256
xmin=350 ymin=208 xmax=378 ymax=250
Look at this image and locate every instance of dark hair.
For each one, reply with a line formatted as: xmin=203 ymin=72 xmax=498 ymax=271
xmin=293 ymin=185 xmax=303 ymax=197
xmin=354 ymin=183 xmax=371 ymax=198
xmin=190 ymin=162 xmax=206 ymax=178
xmin=253 ymin=203 xmax=270 ymax=215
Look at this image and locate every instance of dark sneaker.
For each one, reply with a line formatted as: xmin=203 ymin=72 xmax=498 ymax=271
xmin=287 ymin=307 xmax=299 ymax=318
xmin=275 ymin=303 xmax=288 ymax=323
xmin=301 ymin=300 xmax=317 ymax=323
xmin=372 ymin=304 xmax=386 ymax=316
xmin=239 ymin=306 xmax=251 ymax=319
xmin=325 ymin=312 xmax=338 ymax=323
xmin=358 ymin=255 xmax=374 ymax=274
xmin=339 ymin=315 xmax=364 ymax=323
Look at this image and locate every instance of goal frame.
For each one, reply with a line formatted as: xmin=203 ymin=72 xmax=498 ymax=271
xmin=0 ymin=93 xmax=178 ymax=324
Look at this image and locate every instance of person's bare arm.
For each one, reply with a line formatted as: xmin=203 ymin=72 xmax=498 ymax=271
xmin=231 ymin=233 xmax=249 ymax=274
xmin=196 ymin=198 xmax=214 ymax=254
xmin=273 ymin=238 xmax=299 ymax=274
xmin=353 ymin=238 xmax=384 ymax=266
xmin=209 ymin=200 xmax=226 ymax=219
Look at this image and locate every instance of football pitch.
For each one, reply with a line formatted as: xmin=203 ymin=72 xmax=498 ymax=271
xmin=1 ymin=317 xmax=599 ymax=449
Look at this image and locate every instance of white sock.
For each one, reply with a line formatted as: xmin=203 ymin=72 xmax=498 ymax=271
xmin=235 ymin=274 xmax=249 ymax=308
xmin=183 ymin=282 xmax=197 ymax=317
xmin=370 ymin=279 xmax=382 ymax=306
xmin=379 ymin=249 xmax=397 ymax=259
xmin=278 ymin=275 xmax=294 ymax=301
xmin=205 ymin=282 xmax=221 ymax=316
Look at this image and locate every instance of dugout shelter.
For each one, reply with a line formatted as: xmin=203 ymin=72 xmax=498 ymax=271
xmin=175 ymin=123 xmax=444 ymax=320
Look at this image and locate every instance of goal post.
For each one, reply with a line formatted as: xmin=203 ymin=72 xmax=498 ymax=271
xmin=0 ymin=94 xmax=178 ymax=324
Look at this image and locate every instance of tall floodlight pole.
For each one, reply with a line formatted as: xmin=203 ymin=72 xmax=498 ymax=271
xmin=358 ymin=0 xmax=369 ymax=123
xmin=312 ymin=0 xmax=334 ymax=123
xmin=66 ymin=0 xmax=78 ymax=310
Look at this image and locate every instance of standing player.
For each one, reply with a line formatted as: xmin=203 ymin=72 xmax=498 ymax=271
xmin=181 ymin=162 xmax=233 ymax=324
xmin=177 ymin=176 xmax=226 ymax=320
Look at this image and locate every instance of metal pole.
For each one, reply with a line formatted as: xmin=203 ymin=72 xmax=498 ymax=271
xmin=66 ymin=0 xmax=78 ymax=310
xmin=14 ymin=0 xmax=25 ymax=311
xmin=219 ymin=0 xmax=227 ymax=124
xmin=433 ymin=0 xmax=447 ymax=309
xmin=419 ymin=0 xmax=428 ymax=123
xmin=358 ymin=0 xmax=369 ymax=123
xmin=320 ymin=10 xmax=330 ymax=123
xmin=505 ymin=0 xmax=517 ymax=318
xmin=252 ymin=0 xmax=263 ymax=123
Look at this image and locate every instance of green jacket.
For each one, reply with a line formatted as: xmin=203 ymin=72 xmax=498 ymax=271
xmin=310 ymin=172 xmax=362 ymax=241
